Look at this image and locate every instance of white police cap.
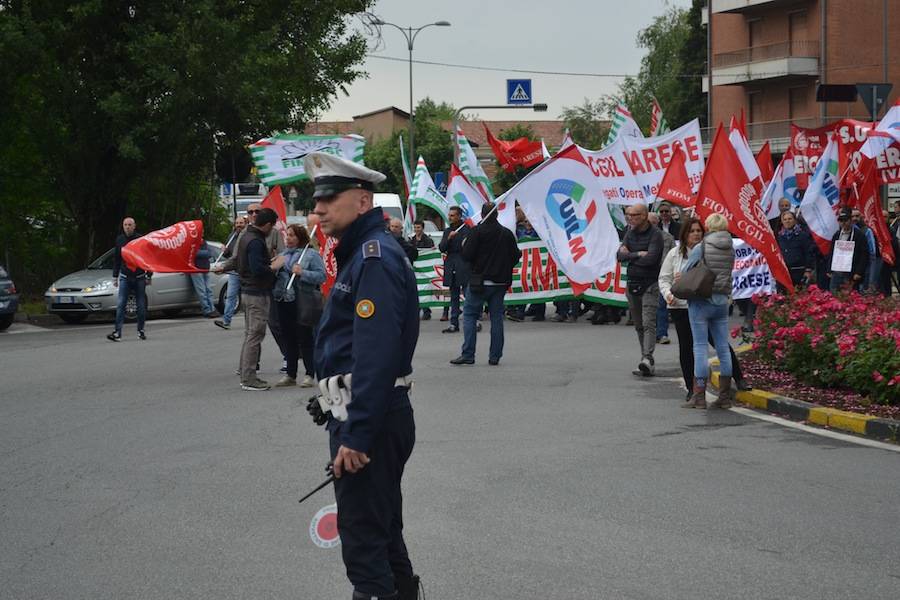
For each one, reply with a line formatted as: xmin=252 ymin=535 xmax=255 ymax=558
xmin=303 ymin=152 xmax=386 ymax=199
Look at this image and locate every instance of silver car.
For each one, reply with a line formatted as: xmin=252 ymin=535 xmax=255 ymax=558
xmin=45 ymin=242 xmax=232 ymax=324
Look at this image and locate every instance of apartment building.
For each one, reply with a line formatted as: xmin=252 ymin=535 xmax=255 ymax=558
xmin=704 ymin=0 xmax=899 ymax=152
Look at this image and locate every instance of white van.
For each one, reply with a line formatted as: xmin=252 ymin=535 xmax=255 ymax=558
xmin=373 ymin=193 xmax=403 ymax=222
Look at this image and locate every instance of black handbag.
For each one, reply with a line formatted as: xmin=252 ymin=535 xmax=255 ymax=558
xmin=296 ymin=286 xmax=324 ymax=326
xmin=671 ymin=240 xmax=716 ymax=300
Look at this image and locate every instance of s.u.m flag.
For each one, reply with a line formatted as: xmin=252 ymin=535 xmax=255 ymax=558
xmin=504 ymin=145 xmax=619 ymax=291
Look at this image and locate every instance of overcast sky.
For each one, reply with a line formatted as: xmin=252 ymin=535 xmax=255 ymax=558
xmin=319 ymin=0 xmax=693 ymax=123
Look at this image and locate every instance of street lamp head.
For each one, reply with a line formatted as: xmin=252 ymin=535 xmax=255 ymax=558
xmin=370 ymin=17 xmax=385 ymax=25
xmin=533 ymin=103 xmax=548 ymax=112
xmin=434 ymin=21 xmax=451 ymax=26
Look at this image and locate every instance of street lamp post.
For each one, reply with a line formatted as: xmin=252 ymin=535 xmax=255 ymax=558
xmin=372 ymin=18 xmax=451 ymax=167
xmin=452 ymin=104 xmax=548 ymax=165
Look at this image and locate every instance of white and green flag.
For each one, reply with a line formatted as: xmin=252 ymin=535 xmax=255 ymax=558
xmin=408 ymin=156 xmax=450 ymax=222
xmin=605 ymin=104 xmax=644 ymax=147
xmin=249 ymin=134 xmax=366 ymax=186
xmin=650 ymin=97 xmax=671 ymax=136
xmin=455 ymin=126 xmax=494 ymax=200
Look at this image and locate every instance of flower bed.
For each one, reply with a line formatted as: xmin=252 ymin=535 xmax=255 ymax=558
xmin=748 ymin=286 xmax=900 ymax=407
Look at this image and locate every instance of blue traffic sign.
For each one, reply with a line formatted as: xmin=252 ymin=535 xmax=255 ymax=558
xmin=507 ymin=79 xmax=532 ymax=105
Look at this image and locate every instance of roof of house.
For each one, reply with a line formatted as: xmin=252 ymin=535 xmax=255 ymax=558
xmin=352 ymin=106 xmax=410 ymax=120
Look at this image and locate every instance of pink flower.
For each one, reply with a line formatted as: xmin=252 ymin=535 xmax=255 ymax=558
xmin=889 ymin=375 xmax=900 ymax=387
xmin=872 ymin=371 xmax=885 ymax=383
xmin=730 ymin=326 xmax=741 ymax=339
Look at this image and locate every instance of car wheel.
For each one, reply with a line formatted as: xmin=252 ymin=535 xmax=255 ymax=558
xmin=0 ymin=314 xmax=13 ymax=330
xmin=162 ymin=308 xmax=182 ymax=318
xmin=59 ymin=313 xmax=88 ymax=324
xmin=218 ymin=284 xmax=239 ymax=315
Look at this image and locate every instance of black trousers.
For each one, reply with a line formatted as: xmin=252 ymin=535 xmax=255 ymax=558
xmin=330 ymin=405 xmax=415 ymax=597
xmin=275 ymin=300 xmax=315 ymax=379
xmin=670 ymin=308 xmax=743 ymax=391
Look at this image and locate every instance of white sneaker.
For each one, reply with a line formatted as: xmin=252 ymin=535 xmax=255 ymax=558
xmin=300 ymin=375 xmax=315 ymax=388
xmin=274 ymin=375 xmax=296 ymax=387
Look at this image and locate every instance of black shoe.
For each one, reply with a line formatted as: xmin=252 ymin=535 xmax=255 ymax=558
xmin=531 ymin=315 xmax=545 ymax=322
xmin=450 ymin=356 xmax=474 ymax=365
xmin=488 ymin=358 xmax=499 ymax=366
xmin=214 ymin=319 xmax=230 ymax=330
xmin=106 ymin=332 xmax=121 ymax=342
xmin=506 ymin=314 xmax=524 ymax=322
xmin=138 ymin=330 xmax=146 ymax=341
xmin=395 ymin=574 xmax=421 ymax=600
xmin=421 ymin=313 xmax=431 ymax=321
xmin=736 ymin=379 xmax=753 ymax=391
xmin=442 ymin=326 xmax=459 ymax=333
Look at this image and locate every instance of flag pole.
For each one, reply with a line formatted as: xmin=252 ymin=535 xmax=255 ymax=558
xmin=286 ymin=224 xmax=319 ymax=289
xmin=453 ymin=203 xmax=498 ymax=233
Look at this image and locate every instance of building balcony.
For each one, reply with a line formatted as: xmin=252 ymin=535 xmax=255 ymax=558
xmin=711 ymin=40 xmax=819 ymax=85
xmin=710 ymin=0 xmax=790 ymax=13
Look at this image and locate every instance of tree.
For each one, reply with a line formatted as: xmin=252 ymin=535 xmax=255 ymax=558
xmin=0 ymin=0 xmax=373 ymax=290
xmin=560 ymin=99 xmax=611 ymax=150
xmin=597 ymin=2 xmax=706 ymax=133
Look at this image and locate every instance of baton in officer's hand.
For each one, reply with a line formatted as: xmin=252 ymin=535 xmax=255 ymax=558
xmin=298 ymin=462 xmax=335 ymax=505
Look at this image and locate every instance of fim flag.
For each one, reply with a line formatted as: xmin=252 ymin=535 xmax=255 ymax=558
xmin=447 ymin=164 xmax=486 ymax=227
xmin=409 ymin=156 xmax=451 ymax=222
xmin=506 ymin=145 xmax=619 ymax=290
xmin=249 ymin=134 xmax=366 ymax=186
xmin=122 ymin=220 xmax=207 ymax=273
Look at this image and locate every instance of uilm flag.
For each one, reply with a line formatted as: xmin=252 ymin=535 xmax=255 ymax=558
xmin=122 ymin=220 xmax=206 ymax=273
xmin=261 ymin=185 xmax=288 ymax=243
xmin=851 ymin=160 xmax=896 ymax=266
xmin=655 ymin=146 xmax=694 ymax=208
xmin=505 ymin=145 xmax=620 ymax=290
xmin=694 ymin=125 xmax=794 ymax=293
xmin=799 ymin=138 xmax=841 ymax=256
xmin=447 ymin=164 xmax=486 ymax=227
xmin=483 ymin=123 xmax=544 ymax=172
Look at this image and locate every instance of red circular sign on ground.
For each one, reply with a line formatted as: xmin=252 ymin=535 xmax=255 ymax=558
xmin=309 ymin=504 xmax=340 ymax=548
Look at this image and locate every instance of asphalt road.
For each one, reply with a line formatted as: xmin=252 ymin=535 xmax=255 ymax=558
xmin=1 ymin=313 xmax=898 ymax=600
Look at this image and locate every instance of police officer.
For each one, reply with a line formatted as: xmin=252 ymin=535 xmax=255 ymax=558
xmin=305 ymin=152 xmax=420 ymax=600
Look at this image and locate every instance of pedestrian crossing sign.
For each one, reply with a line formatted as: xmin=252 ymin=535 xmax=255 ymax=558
xmin=507 ymin=79 xmax=532 ymax=105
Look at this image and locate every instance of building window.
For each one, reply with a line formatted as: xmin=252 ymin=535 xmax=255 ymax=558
xmin=789 ymin=11 xmax=808 ymax=44
xmin=748 ymin=91 xmax=763 ymax=124
xmin=748 ymin=18 xmax=762 ymax=48
xmin=789 ymin=86 xmax=808 ymax=120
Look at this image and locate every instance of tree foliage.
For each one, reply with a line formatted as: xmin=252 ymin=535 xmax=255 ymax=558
xmin=559 ymin=99 xmax=611 ymax=150
xmin=0 ymin=0 xmax=372 ymax=293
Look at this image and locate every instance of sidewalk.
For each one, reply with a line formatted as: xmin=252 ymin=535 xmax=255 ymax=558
xmin=708 ymin=347 xmax=900 ymax=444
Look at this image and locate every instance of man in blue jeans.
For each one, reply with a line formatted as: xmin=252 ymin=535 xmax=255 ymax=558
xmin=214 ymin=215 xmax=245 ymax=329
xmin=107 ymin=217 xmax=150 ymax=341
xmin=450 ymin=203 xmax=520 ymax=366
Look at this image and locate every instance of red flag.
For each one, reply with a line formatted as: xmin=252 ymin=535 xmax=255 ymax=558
xmin=739 ymin=108 xmax=747 ymax=139
xmin=656 ymin=145 xmax=694 ymax=207
xmin=262 ymin=185 xmax=288 ymax=243
xmin=850 ymin=160 xmax=896 ymax=266
xmin=695 ymin=126 xmax=795 ymax=293
xmin=483 ymin=123 xmax=544 ymax=172
xmin=755 ymin=141 xmax=774 ymax=185
xmin=314 ymin=225 xmax=338 ymax=296
xmin=122 ymin=220 xmax=206 ymax=273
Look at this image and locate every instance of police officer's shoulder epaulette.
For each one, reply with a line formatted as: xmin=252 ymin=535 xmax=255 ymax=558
xmin=362 ymin=239 xmax=381 ymax=260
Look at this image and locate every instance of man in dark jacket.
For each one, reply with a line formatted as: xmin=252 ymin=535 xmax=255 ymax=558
xmin=827 ymin=207 xmax=869 ymax=292
xmin=237 ymin=208 xmax=279 ymax=390
xmin=107 ymin=217 xmax=150 ymax=342
xmin=616 ymin=203 xmax=664 ymax=376
xmin=409 ymin=220 xmax=435 ymax=319
xmin=776 ymin=210 xmax=817 ymax=288
xmin=450 ymin=202 xmax=520 ymax=366
xmin=656 ymin=202 xmax=681 ymax=239
xmin=438 ymin=206 xmax=470 ymax=333
xmin=388 ymin=217 xmax=418 ymax=264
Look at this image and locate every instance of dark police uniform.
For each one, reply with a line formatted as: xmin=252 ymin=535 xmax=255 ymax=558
xmin=307 ymin=152 xmax=420 ymax=600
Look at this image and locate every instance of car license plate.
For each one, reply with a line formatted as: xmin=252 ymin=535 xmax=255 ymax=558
xmin=58 ymin=296 xmax=76 ymax=304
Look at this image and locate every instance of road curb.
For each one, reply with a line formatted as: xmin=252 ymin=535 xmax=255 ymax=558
xmin=708 ymin=361 xmax=899 ymax=444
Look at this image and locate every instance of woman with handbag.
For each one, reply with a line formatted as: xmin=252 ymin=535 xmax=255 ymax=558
xmin=675 ymin=213 xmax=736 ymax=409
xmin=272 ymin=224 xmax=326 ymax=388
xmin=660 ymin=218 xmax=748 ymax=405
